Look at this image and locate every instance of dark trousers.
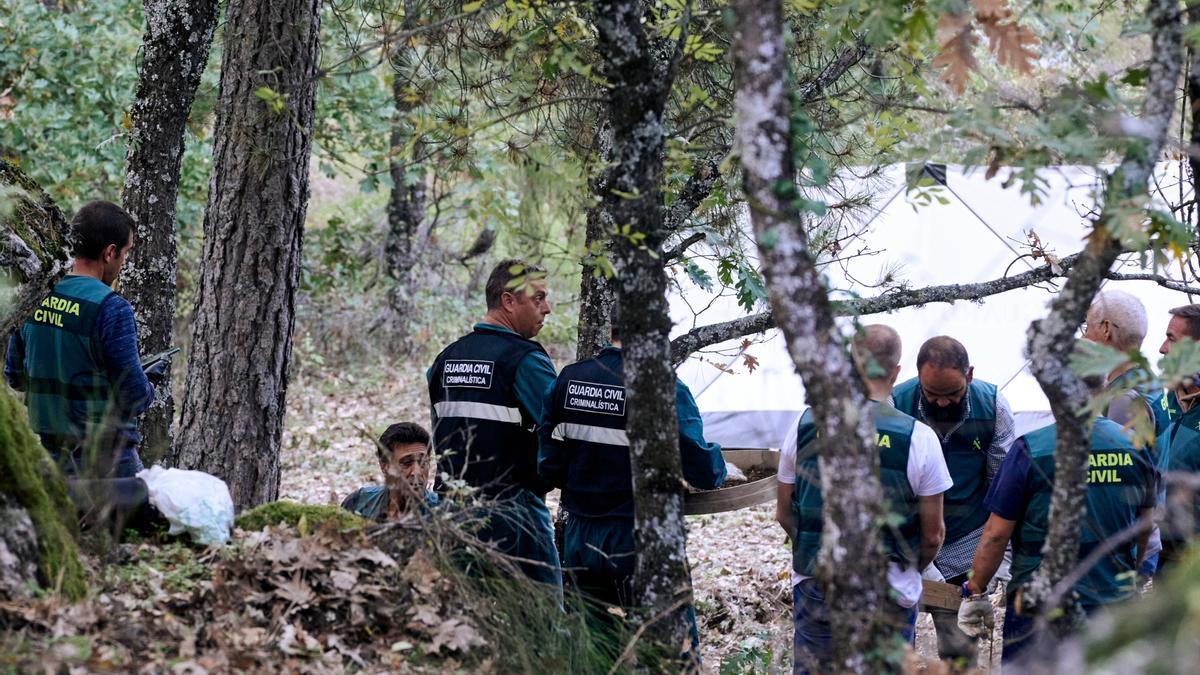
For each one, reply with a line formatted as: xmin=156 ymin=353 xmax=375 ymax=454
xmin=792 ymin=578 xmax=917 ymax=675
xmin=476 ymin=489 xmax=563 ymax=592
xmin=563 ymin=513 xmax=701 ymax=657
xmin=46 ymin=436 xmax=144 ymax=479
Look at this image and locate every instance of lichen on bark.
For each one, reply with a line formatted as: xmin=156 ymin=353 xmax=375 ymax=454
xmin=0 ymin=160 xmax=71 ymax=337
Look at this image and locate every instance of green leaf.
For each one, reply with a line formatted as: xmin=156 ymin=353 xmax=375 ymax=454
xmin=1069 ymin=339 xmax=1129 ymax=378
xmin=462 ymin=1 xmax=483 ymax=12
xmin=1159 ymin=338 xmax=1200 ymax=388
xmin=1120 ymin=67 xmax=1149 ymax=87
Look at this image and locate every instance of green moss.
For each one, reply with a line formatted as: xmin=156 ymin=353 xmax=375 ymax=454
xmin=0 ymin=159 xmax=69 ymax=270
xmin=0 ymin=387 xmax=86 ymax=600
xmin=235 ymin=500 xmax=368 ymax=532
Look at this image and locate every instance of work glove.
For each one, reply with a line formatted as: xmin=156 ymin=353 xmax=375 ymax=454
xmin=144 ymin=360 xmax=169 ymax=386
xmin=957 ymin=584 xmax=994 ymax=638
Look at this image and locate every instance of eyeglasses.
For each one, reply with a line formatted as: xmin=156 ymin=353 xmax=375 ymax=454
xmin=1079 ymin=318 xmax=1116 ymax=336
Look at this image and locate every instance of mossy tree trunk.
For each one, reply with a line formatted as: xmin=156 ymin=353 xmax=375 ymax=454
xmin=0 ymin=161 xmax=84 ymax=601
xmin=0 ymin=160 xmax=71 ymax=337
xmin=174 ymin=0 xmax=322 ymax=510
xmin=120 ymin=0 xmax=220 ymax=467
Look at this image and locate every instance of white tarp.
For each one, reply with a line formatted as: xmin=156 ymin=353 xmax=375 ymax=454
xmin=670 ymin=164 xmax=1195 ymax=449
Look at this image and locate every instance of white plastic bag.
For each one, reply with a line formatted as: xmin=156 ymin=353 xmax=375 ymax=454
xmin=136 ymin=465 xmax=234 ymax=545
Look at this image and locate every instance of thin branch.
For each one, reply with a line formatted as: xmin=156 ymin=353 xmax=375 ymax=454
xmin=797 ymin=39 xmax=868 ymax=104
xmin=664 ymin=157 xmax=721 ymax=232
xmin=663 ymin=231 xmax=707 ymax=263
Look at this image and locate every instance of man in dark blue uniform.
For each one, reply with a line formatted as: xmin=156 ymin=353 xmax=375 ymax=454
xmin=958 ymin=375 xmax=1157 ymax=663
xmin=5 ymin=201 xmax=160 ymax=479
xmin=891 ymin=335 xmax=1014 ymax=663
xmin=427 ymin=259 xmax=560 ymax=588
xmin=538 ymin=304 xmax=726 ymax=610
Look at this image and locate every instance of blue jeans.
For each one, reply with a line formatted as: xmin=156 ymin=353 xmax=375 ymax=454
xmin=792 ymin=579 xmax=916 ymax=675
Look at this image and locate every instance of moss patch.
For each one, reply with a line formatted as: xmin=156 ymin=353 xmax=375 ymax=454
xmin=0 ymin=387 xmax=86 ymax=600
xmin=235 ymin=500 xmax=368 ymax=532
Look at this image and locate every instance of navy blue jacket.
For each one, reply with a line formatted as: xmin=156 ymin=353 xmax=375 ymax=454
xmin=538 ymin=346 xmax=726 ymax=518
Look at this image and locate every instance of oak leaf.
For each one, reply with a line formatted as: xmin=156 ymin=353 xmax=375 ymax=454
xmin=933 ymin=13 xmax=978 ymax=93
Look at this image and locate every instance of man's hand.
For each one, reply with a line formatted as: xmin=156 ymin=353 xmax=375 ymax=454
xmin=144 ymin=360 xmax=168 ymax=386
xmin=957 ymin=591 xmax=994 ymax=638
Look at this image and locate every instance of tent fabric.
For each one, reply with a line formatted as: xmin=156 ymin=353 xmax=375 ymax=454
xmin=671 ymin=164 xmax=1193 ymax=449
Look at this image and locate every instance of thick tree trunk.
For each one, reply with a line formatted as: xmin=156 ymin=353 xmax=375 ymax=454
xmin=0 ymin=160 xmax=71 ymax=337
xmin=1024 ymin=0 xmax=1181 ymax=625
xmin=383 ymin=3 xmax=427 ymax=340
xmin=174 ymin=0 xmax=321 ymax=510
xmin=593 ymin=0 xmax=693 ymax=665
xmin=731 ymin=0 xmax=892 ymax=670
xmin=120 ymin=0 xmax=219 ymax=467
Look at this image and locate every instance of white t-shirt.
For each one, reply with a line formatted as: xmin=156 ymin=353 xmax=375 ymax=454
xmin=777 ymin=408 xmax=953 ymax=608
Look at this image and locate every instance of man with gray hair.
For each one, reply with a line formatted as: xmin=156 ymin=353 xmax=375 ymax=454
xmin=1083 ymin=289 xmax=1168 ymax=437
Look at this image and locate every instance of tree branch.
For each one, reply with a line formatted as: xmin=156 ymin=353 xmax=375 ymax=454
xmin=669 ymin=252 xmax=1200 ymax=364
xmin=662 ymin=231 xmax=707 ymax=263
xmin=664 ymin=157 xmax=720 ymax=232
xmin=797 ymin=39 xmax=868 ymax=104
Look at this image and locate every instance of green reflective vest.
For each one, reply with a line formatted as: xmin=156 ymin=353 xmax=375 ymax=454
xmin=1010 ymin=419 xmax=1155 ymax=608
xmin=18 ymin=275 xmax=121 ymax=445
xmin=791 ymin=401 xmax=919 ymax=576
xmin=893 ymin=377 xmax=997 ymax=542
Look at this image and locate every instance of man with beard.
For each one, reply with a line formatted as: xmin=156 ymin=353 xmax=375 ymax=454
xmin=891 ymin=335 xmax=1015 ymax=665
xmin=342 ymin=422 xmax=437 ymax=521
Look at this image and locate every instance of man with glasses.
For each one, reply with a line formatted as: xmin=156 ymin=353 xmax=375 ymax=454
xmin=892 ymin=335 xmax=1015 ymax=666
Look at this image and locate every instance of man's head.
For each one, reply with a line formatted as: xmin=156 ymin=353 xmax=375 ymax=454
xmin=1084 ymin=289 xmax=1147 ymax=352
xmin=70 ymin=201 xmax=135 ymax=286
xmin=485 ymin=259 xmax=550 ymax=339
xmin=376 ymin=422 xmax=431 ymax=494
xmin=1161 ymin=304 xmax=1200 ymax=355
xmin=915 ymin=336 xmax=973 ymax=423
xmin=852 ymin=324 xmax=902 ymax=390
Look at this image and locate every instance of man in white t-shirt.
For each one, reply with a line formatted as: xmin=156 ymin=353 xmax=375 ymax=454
xmin=775 ymin=324 xmax=952 ymax=674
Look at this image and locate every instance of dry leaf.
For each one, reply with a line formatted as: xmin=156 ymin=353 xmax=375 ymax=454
xmin=933 ymin=13 xmax=978 ymax=93
xmin=429 ymin=618 xmax=486 ymax=654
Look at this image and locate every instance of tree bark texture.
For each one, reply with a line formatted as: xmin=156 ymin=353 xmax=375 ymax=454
xmin=1023 ymin=0 xmax=1181 ymax=624
xmin=731 ymin=0 xmax=892 ymax=670
xmin=382 ymin=2 xmax=427 ymax=341
xmin=593 ymin=0 xmax=694 ymax=665
xmin=0 ymin=160 xmax=70 ymax=337
xmin=120 ymin=0 xmax=220 ymax=467
xmin=576 ymin=121 xmax=616 ymax=362
xmin=174 ymin=0 xmax=321 ymax=510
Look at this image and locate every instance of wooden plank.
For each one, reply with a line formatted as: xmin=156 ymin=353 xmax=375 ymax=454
xmin=919 ymin=579 xmax=962 ymax=611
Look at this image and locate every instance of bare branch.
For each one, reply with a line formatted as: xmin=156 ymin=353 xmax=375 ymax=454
xmin=664 ymin=157 xmax=720 ymax=232
xmin=662 ymin=231 xmax=707 ymax=263
xmin=797 ymin=39 xmax=868 ymax=104
xmin=669 ymin=253 xmax=1200 ymax=364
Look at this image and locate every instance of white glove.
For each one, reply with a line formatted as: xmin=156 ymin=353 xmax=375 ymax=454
xmin=957 ymin=595 xmax=994 ymax=638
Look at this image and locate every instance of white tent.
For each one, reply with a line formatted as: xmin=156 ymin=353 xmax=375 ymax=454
xmin=669 ymin=163 xmax=1196 ymax=449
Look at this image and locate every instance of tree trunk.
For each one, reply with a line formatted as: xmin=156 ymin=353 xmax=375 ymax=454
xmin=592 ymin=0 xmax=693 ymax=666
xmin=0 ymin=160 xmax=71 ymax=337
xmin=173 ymin=0 xmax=321 ymax=510
xmin=731 ymin=0 xmax=891 ymax=671
xmin=382 ymin=2 xmax=427 ymax=341
xmin=576 ymin=121 xmax=615 ymax=362
xmin=1024 ymin=0 xmax=1181 ymax=625
xmin=0 ymin=162 xmax=83 ymax=601
xmin=120 ymin=0 xmax=220 ymax=467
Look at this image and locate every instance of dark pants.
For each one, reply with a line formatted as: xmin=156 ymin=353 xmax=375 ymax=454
xmin=563 ymin=513 xmax=701 ymax=656
xmin=476 ymin=489 xmax=562 ymax=592
xmin=930 ymin=573 xmax=977 ymax=661
xmin=792 ymin=578 xmax=916 ymax=675
xmin=1001 ymin=594 xmax=1101 ymax=663
xmin=46 ymin=437 xmax=144 ymax=479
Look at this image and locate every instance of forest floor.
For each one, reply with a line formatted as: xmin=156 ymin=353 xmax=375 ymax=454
xmin=276 ymin=370 xmax=1001 ymax=673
